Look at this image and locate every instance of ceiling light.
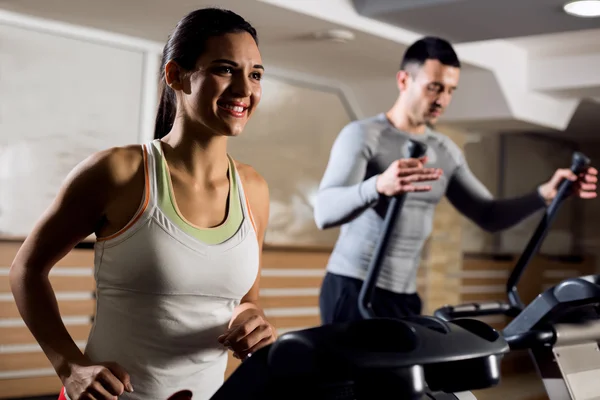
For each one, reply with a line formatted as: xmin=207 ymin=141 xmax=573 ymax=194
xmin=563 ymin=0 xmax=600 ymax=17
xmin=313 ymin=29 xmax=356 ymax=43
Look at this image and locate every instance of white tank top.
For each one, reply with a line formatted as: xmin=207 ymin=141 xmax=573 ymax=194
xmin=83 ymin=140 xmax=260 ymax=400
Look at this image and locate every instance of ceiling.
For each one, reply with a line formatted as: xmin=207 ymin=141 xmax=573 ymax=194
xmin=259 ymin=0 xmax=600 ymax=138
xmin=351 ymin=0 xmax=600 ymax=43
xmin=0 ymin=0 xmax=599 ymax=139
xmin=0 ymin=0 xmax=405 ymax=82
xmin=509 ymin=27 xmax=600 ymax=57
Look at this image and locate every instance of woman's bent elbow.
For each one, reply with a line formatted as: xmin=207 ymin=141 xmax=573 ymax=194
xmin=8 ymin=263 xmax=25 ymax=295
xmin=8 ymin=263 xmax=44 ymax=294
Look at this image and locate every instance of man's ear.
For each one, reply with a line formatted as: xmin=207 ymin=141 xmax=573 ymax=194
xmin=165 ymin=60 xmax=184 ymax=91
xmin=396 ymin=70 xmax=411 ymax=92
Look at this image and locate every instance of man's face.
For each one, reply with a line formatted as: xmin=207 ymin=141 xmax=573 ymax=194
xmin=397 ymin=59 xmax=460 ymax=126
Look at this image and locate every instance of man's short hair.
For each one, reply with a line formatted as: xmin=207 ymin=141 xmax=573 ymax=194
xmin=400 ymin=36 xmax=461 ymax=71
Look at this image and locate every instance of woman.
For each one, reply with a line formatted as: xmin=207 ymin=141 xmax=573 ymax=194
xmin=9 ymin=7 xmax=275 ymax=400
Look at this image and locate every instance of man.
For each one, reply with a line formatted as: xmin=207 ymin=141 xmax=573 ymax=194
xmin=314 ymin=36 xmax=598 ymax=324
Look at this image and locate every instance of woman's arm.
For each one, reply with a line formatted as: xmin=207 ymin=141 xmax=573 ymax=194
xmin=9 ymin=146 xmax=141 ymax=393
xmin=218 ymin=163 xmax=275 ymax=359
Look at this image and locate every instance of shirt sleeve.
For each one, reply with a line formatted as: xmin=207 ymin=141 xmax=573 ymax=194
xmin=313 ymin=122 xmax=381 ymax=229
xmin=445 ymin=146 xmax=547 ymax=233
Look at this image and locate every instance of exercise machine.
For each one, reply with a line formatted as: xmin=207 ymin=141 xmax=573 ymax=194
xmin=211 ymin=140 xmax=511 ymax=400
xmin=210 ymin=316 xmax=507 ymax=399
xmin=434 ymin=152 xmax=599 ymax=400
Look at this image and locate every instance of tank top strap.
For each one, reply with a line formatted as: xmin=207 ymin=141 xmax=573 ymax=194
xmin=142 ymin=140 xmax=159 ymax=210
xmin=230 ymin=159 xmax=258 ymax=237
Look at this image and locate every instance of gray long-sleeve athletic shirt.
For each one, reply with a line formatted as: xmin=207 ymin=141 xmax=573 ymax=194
xmin=314 ymin=113 xmax=547 ymax=294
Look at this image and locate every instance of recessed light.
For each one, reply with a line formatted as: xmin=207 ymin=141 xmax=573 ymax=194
xmin=563 ymin=0 xmax=600 ymax=17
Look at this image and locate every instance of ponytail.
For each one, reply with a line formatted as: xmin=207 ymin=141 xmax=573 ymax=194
xmin=153 ymin=80 xmax=176 ymax=140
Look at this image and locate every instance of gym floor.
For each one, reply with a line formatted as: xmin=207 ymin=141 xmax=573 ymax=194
xmin=473 ymin=372 xmax=547 ymax=400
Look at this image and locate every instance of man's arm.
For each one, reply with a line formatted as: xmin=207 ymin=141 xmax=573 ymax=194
xmin=314 ymin=123 xmax=380 ymax=230
xmin=446 ymin=158 xmax=546 ymax=233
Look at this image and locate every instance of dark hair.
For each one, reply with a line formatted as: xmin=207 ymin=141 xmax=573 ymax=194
xmin=400 ymin=36 xmax=460 ymax=71
xmin=154 ymin=8 xmax=258 ymax=139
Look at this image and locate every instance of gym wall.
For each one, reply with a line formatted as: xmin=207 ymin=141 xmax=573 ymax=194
xmin=0 ymin=16 xmax=157 ymax=239
xmin=342 ymin=76 xmax=398 ymax=119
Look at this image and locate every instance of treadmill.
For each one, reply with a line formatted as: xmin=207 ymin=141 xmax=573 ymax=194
xmin=210 ymin=140 xmax=511 ymax=400
xmin=434 ymin=152 xmax=600 ymax=400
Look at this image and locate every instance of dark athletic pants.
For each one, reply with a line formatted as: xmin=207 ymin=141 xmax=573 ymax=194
xmin=319 ymin=272 xmax=423 ymax=324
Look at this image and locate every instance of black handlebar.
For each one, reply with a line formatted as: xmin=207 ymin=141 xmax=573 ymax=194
xmin=434 ymin=304 xmax=556 ymax=350
xmin=358 ymin=139 xmax=428 ymax=320
xmin=506 ymin=151 xmax=591 ymax=310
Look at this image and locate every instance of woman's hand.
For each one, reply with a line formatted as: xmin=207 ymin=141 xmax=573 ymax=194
xmin=218 ymin=312 xmax=276 ymax=360
xmin=64 ymin=360 xmax=133 ymax=400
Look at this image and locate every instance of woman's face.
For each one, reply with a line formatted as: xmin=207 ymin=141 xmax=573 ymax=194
xmin=170 ymin=31 xmax=263 ymax=137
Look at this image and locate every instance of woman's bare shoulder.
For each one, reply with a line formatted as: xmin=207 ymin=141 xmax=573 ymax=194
xmin=234 ymin=161 xmax=268 ymax=192
xmin=68 ymin=144 xmax=145 ymax=189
